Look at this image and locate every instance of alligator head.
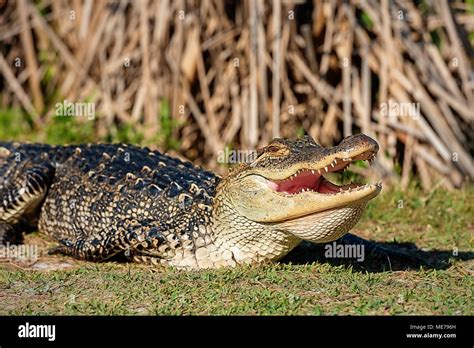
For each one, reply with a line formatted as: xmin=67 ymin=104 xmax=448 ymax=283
xmin=212 ymin=134 xmax=381 ymax=265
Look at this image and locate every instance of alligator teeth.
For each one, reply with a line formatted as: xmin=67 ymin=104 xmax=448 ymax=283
xmin=330 ymin=163 xmax=335 ymax=168
xmin=324 ymin=167 xmax=328 ymax=172
xmin=311 ymin=170 xmax=315 ymax=174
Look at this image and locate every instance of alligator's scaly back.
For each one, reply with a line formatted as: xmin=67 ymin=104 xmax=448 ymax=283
xmin=0 ymin=135 xmax=381 ymax=269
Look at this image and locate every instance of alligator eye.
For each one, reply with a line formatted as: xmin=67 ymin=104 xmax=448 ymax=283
xmin=267 ymin=145 xmax=280 ymax=153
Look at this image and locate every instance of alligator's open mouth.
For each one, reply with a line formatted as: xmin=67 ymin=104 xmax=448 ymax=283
xmin=229 ymin=134 xmax=382 ymax=223
xmin=266 ymin=151 xmax=378 ymax=195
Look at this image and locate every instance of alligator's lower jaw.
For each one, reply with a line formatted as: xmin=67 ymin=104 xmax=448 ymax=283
xmin=275 ymin=201 xmax=369 ymax=243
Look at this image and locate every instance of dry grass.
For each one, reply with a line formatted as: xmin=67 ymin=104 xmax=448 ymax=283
xmin=0 ymin=0 xmax=472 ymax=188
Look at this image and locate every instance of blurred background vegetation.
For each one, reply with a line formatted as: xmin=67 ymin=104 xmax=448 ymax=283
xmin=0 ymin=0 xmax=472 ymax=189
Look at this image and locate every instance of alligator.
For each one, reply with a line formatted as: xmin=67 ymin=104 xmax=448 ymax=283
xmin=0 ymin=134 xmax=382 ymax=269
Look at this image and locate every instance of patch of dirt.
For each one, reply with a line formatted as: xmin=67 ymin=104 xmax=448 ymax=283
xmin=0 ymin=233 xmax=82 ymax=271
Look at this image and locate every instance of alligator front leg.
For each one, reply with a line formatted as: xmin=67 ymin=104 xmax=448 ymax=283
xmin=51 ymin=219 xmax=172 ymax=263
xmin=53 ymin=234 xmax=124 ymax=261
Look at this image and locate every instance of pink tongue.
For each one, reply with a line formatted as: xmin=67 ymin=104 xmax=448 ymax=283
xmin=275 ymin=171 xmax=321 ymax=194
xmin=318 ymin=180 xmax=340 ymax=193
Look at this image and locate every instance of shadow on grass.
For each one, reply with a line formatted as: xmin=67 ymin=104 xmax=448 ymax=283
xmin=281 ymin=234 xmax=474 ymax=273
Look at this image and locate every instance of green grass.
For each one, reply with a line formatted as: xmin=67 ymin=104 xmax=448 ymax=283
xmin=0 ymin=185 xmax=472 ymax=315
xmin=0 ymin=102 xmax=181 ymax=151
